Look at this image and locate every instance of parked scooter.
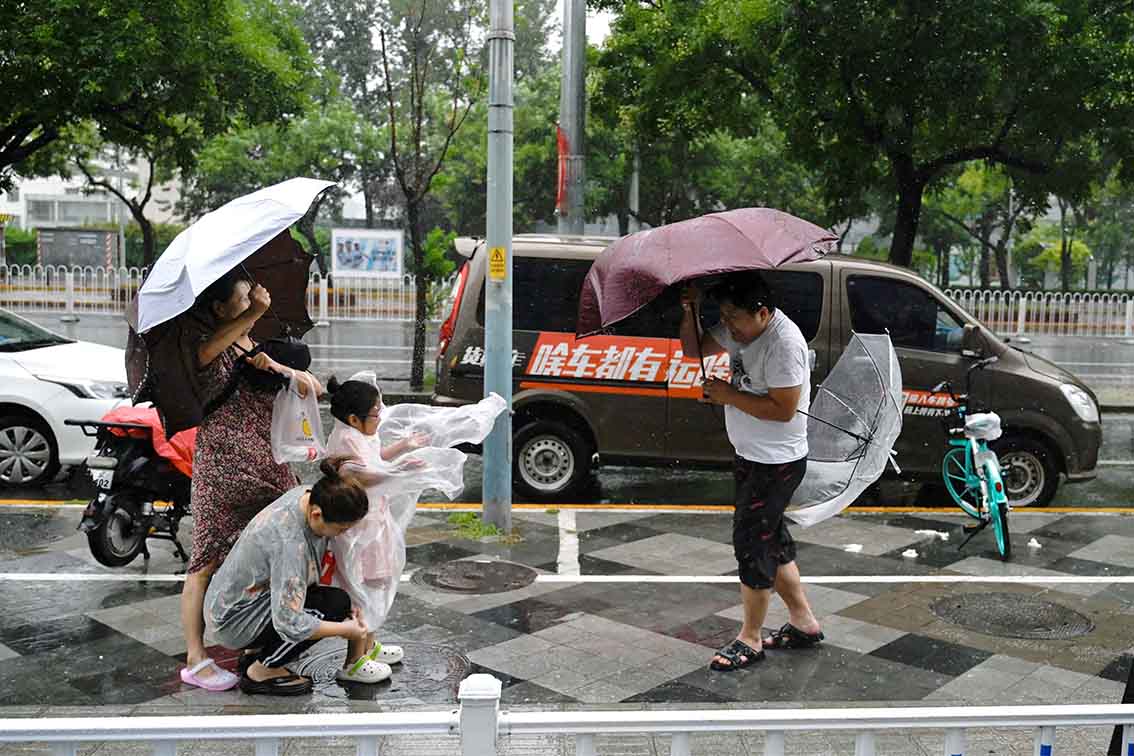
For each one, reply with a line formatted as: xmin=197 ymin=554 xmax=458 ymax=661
xmin=65 ymin=417 xmax=191 ymax=567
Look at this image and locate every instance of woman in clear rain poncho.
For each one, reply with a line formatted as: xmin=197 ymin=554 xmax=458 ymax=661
xmin=323 ymin=371 xmax=506 ymax=677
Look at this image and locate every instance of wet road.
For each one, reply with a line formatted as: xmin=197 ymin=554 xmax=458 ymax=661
xmin=6 ymin=314 xmax=1133 ymax=509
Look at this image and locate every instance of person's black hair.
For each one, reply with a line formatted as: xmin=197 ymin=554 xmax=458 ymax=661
xmin=707 ymin=271 xmax=776 ymax=315
xmin=326 ymin=376 xmax=382 ymax=424
xmin=310 ymin=459 xmax=369 ymax=524
xmin=199 ymin=270 xmax=248 ymax=317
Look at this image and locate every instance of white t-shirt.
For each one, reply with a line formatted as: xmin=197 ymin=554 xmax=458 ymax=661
xmin=709 ymin=310 xmax=810 ymax=464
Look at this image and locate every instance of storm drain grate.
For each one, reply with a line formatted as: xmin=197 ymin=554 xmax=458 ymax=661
xmin=412 ymin=560 xmax=538 ymax=594
xmin=930 ymin=592 xmax=1095 ymax=639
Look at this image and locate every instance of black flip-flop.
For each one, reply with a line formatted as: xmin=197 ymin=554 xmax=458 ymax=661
xmin=764 ymin=623 xmax=824 ymax=650
xmin=239 ymin=672 xmax=313 ymax=696
xmin=709 ymin=639 xmax=765 ymax=671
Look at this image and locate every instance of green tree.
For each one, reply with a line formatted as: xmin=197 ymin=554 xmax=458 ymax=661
xmin=435 ymin=62 xmax=561 ymax=234
xmin=2 ymin=0 xmax=316 ymax=197
xmin=595 ymin=0 xmax=1134 ymax=269
xmin=178 ymin=97 xmax=377 ymax=273
xmin=379 ymin=0 xmax=484 ymax=390
xmin=923 ymin=165 xmax=1041 ymax=289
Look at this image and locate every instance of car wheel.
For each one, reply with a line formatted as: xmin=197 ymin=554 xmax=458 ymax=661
xmin=513 ymin=420 xmax=594 ymax=502
xmin=994 ymin=435 xmax=1059 ymax=508
xmin=0 ymin=414 xmax=59 ymax=488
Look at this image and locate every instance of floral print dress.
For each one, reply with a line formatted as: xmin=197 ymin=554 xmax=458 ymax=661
xmin=187 ymin=344 xmax=297 ymax=574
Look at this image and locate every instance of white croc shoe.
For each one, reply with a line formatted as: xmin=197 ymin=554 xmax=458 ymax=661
xmin=336 ymin=657 xmax=392 ymax=684
xmin=371 ymin=643 xmax=404 ymax=665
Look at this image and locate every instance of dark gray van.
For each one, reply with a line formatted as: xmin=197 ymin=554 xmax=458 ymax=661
xmin=432 ymin=235 xmax=1101 ymax=506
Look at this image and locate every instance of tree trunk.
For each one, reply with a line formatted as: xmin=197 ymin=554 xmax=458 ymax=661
xmin=140 ymin=215 xmax=156 ymax=269
xmin=1058 ymin=198 xmax=1072 ymax=292
xmin=407 ymin=202 xmax=427 ymax=391
xmin=888 ymin=159 xmax=925 ymax=269
xmin=979 ymin=243 xmax=992 ymax=289
xmin=362 ymin=166 xmax=376 ymax=229
xmin=617 ymin=210 xmax=630 ymax=237
xmin=994 ymin=241 xmax=1012 ymax=290
xmin=935 ymin=240 xmax=950 ymax=289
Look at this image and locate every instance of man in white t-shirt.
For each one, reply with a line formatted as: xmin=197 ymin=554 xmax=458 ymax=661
xmin=680 ymin=271 xmax=824 ymax=672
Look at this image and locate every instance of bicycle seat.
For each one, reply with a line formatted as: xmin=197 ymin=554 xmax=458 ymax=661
xmin=964 ymin=412 xmax=1002 ymax=441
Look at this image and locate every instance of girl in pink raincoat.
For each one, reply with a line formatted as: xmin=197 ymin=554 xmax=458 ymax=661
xmin=323 ymin=376 xmax=426 ymax=676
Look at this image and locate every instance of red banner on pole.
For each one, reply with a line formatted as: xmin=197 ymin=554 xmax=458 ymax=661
xmin=556 ymin=125 xmax=569 ymax=213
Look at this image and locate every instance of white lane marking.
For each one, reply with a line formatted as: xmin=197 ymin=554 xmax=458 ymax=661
xmin=534 ymin=574 xmax=1134 ymax=585
xmin=5 ymin=572 xmax=1134 ymax=585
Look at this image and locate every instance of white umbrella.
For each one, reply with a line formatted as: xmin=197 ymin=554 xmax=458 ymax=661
xmin=136 ymin=177 xmax=335 ymax=334
xmin=786 ymin=333 xmax=904 ymax=527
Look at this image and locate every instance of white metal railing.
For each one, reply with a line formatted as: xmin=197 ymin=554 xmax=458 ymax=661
xmin=2 ymin=675 xmax=1133 ymax=755
xmin=1 ymin=265 xmax=1130 ymax=335
xmin=0 ymin=264 xmax=455 ymax=323
xmin=946 ymin=288 xmax=1134 ymax=338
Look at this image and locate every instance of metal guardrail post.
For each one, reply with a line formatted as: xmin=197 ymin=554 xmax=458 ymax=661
xmin=764 ymin=731 xmax=785 ymax=755
xmin=670 ymin=732 xmax=691 ymax=756
xmin=356 ymin=736 xmax=380 ymax=756
xmin=944 ymin=727 xmax=966 ymax=755
xmin=855 ymin=731 xmax=876 ymax=755
xmin=61 ymin=269 xmax=78 ymax=323
xmin=254 ymin=738 xmax=280 ymax=755
xmin=152 ymin=742 xmax=176 ymax=756
xmin=576 ymin=734 xmax=596 ymax=756
xmin=1017 ymin=296 xmax=1027 ymax=335
xmin=50 ymin=746 xmax=77 ymax=756
xmin=1123 ymin=724 xmax=1134 ymax=755
xmin=459 ymin=673 xmax=501 ymax=756
xmin=1125 ymin=298 xmax=1133 ymax=338
xmin=317 ymin=277 xmax=330 ymax=327
xmin=1033 ymin=725 xmax=1055 ymax=756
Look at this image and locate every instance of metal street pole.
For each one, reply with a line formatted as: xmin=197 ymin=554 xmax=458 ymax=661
xmin=482 ymin=0 xmax=514 ymax=532
xmin=557 ymin=0 xmax=585 ymax=235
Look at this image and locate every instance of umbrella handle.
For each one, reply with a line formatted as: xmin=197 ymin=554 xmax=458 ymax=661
xmin=692 ymin=302 xmax=707 ymax=384
xmin=240 ymin=263 xmax=290 ymax=336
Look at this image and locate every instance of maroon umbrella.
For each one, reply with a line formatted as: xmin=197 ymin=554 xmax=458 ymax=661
xmin=576 ymin=208 xmax=838 ymax=338
xmin=125 ymin=230 xmax=316 ymax=435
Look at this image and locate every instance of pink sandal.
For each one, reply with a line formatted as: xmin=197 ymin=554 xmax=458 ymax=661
xmin=180 ymin=658 xmax=239 ymax=691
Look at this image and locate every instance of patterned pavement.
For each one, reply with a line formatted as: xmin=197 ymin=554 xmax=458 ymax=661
xmin=1 ymin=505 xmax=1133 ymax=754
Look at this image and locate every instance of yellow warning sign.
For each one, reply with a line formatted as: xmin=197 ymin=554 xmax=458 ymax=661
xmin=488 ymin=246 xmax=507 ymax=280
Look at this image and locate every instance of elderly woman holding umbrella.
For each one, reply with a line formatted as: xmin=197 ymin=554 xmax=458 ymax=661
xmin=178 ymin=271 xmax=323 ymax=691
xmin=127 ymin=179 xmax=336 ymax=691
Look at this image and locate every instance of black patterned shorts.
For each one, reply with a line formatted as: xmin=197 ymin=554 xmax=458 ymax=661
xmin=732 ymin=456 xmax=808 ymax=589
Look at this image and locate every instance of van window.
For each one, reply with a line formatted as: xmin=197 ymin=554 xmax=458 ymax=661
xmin=477 ymin=257 xmax=592 ymax=332
xmin=698 ymin=271 xmax=824 ymax=342
xmin=847 ymin=275 xmax=964 ymax=352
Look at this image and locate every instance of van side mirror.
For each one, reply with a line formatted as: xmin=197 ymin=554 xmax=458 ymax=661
xmin=961 ymin=324 xmax=984 ymax=359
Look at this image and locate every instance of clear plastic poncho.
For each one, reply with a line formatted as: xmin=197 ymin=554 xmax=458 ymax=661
xmin=786 ymin=333 xmax=903 ymax=527
xmin=327 ymin=373 xmax=507 ymax=629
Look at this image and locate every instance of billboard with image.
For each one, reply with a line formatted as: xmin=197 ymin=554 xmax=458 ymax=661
xmin=331 ymin=229 xmax=404 ymax=278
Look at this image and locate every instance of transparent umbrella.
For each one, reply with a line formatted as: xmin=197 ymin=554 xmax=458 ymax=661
xmin=787 ymin=333 xmax=904 ymax=527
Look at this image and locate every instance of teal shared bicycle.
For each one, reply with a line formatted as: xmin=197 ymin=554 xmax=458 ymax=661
xmin=933 ymin=356 xmax=1012 ymax=560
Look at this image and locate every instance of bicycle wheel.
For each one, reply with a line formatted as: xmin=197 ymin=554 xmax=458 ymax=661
xmin=943 ymin=448 xmax=982 ymax=519
xmin=990 ymin=495 xmax=1011 ymax=561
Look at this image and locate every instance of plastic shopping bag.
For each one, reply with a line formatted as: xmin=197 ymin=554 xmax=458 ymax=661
xmin=270 ymin=374 xmax=326 ymax=463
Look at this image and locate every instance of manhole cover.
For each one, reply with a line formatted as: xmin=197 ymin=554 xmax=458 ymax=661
xmin=291 ymin=640 xmax=471 ymax=703
xmin=412 ymin=560 xmax=537 ymax=594
xmin=930 ymin=592 xmax=1095 ymax=639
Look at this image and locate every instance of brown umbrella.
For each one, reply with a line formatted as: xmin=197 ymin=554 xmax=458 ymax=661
xmin=126 ymin=230 xmax=316 ymax=434
xmin=576 ymin=208 xmax=838 ymax=338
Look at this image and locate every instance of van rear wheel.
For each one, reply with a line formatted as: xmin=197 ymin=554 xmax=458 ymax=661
xmin=513 ymin=421 xmax=593 ymax=502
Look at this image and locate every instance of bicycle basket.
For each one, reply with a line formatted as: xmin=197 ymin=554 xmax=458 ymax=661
xmin=964 ymin=412 xmax=1002 ymax=441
